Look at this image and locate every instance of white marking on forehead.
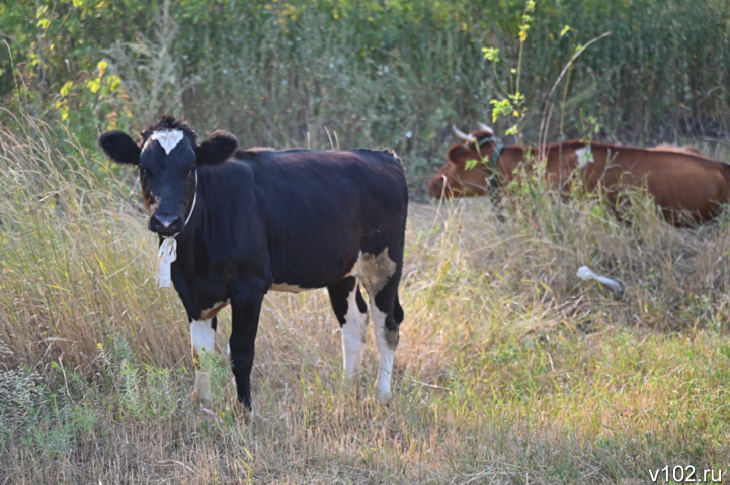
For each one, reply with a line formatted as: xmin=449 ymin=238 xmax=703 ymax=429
xmin=148 ymin=129 xmax=184 ymax=155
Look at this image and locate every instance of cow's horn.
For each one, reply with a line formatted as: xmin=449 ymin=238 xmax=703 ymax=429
xmin=453 ymin=125 xmax=476 ymax=143
xmin=477 ymin=122 xmax=495 ymax=136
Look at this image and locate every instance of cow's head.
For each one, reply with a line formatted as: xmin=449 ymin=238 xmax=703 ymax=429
xmin=98 ymin=115 xmax=238 ymax=235
xmin=427 ymin=123 xmax=500 ymax=198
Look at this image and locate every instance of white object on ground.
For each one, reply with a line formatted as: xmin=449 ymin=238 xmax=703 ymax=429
xmin=576 ymin=266 xmax=622 ymax=292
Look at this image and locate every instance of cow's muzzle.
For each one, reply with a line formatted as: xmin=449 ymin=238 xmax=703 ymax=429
xmin=427 ymin=175 xmax=449 ymax=199
xmin=150 ymin=213 xmax=183 ymax=235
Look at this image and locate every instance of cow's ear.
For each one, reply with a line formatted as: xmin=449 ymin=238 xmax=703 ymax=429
xmin=195 ymin=130 xmax=238 ymax=166
xmin=447 ymin=144 xmax=478 ymax=167
xmin=98 ymin=130 xmax=141 ymax=166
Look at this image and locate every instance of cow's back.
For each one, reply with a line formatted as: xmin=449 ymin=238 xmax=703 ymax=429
xmin=239 ymin=148 xmax=407 ymax=226
xmin=217 ymin=148 xmax=407 ymax=288
xmin=584 ymin=144 xmax=730 ymax=222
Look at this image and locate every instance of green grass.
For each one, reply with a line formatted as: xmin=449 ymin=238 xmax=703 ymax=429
xmin=1 ymin=117 xmax=730 ymax=483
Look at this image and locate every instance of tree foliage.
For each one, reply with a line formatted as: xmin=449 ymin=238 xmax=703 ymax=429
xmin=1 ymin=0 xmax=728 ymax=157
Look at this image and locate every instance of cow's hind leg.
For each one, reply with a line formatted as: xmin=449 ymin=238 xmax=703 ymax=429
xmin=328 ymin=276 xmax=369 ymax=380
xmin=359 ymin=248 xmax=403 ymax=402
xmin=190 ymin=316 xmax=218 ymax=408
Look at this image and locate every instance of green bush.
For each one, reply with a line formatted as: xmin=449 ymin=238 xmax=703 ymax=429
xmin=2 ymin=0 xmax=728 ymax=168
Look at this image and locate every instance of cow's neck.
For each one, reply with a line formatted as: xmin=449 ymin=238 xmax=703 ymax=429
xmin=166 ymin=200 xmax=218 ymax=303
xmin=156 ymin=172 xmax=199 ymax=289
xmin=161 ymin=193 xmax=203 ymax=277
xmin=166 ymin=201 xmax=200 ymax=254
xmin=490 ymin=145 xmax=525 ymax=177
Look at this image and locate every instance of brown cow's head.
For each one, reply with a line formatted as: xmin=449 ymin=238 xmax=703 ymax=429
xmin=427 ymin=124 xmax=500 ymax=198
xmin=98 ymin=115 xmax=238 ymax=235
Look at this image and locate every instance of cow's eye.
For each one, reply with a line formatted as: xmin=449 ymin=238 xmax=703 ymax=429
xmin=139 ymin=167 xmax=149 ymax=177
xmin=186 ymin=167 xmax=195 ymax=178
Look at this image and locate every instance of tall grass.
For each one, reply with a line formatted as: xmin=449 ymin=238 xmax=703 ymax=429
xmin=0 ymin=115 xmax=187 ymax=372
xmin=1 ymin=118 xmax=730 ymax=482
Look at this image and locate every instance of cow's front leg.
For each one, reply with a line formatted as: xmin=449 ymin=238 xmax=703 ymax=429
xmin=190 ymin=316 xmax=218 ymax=409
xmin=228 ymin=282 xmax=265 ymax=425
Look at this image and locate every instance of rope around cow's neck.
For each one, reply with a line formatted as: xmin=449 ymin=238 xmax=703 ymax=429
xmin=156 ymin=171 xmax=197 ymax=289
xmin=475 ymin=136 xmax=504 ymax=191
xmin=489 ymin=142 xmax=504 ymax=192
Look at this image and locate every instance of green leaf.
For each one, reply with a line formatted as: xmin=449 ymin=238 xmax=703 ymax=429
xmin=482 ymin=46 xmax=500 ymax=62
xmin=560 ymin=25 xmax=571 ymax=37
xmin=86 ymin=78 xmax=101 ymax=94
xmin=107 ymin=74 xmax=120 ymax=91
xmin=60 ymin=81 xmax=73 ymax=97
xmin=490 ymin=99 xmax=512 ymax=123
xmin=97 ymin=60 xmax=108 ymax=78
xmin=509 ymin=91 xmax=524 ymax=103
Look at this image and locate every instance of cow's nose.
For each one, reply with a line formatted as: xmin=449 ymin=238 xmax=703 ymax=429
xmin=427 ymin=179 xmax=443 ymax=198
xmin=150 ymin=213 xmax=182 ymax=234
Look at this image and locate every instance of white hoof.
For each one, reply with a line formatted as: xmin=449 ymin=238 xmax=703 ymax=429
xmin=192 ymin=371 xmax=213 ymax=407
xmin=375 ymin=388 xmax=392 ymax=403
xmin=191 ymin=387 xmax=213 ymax=410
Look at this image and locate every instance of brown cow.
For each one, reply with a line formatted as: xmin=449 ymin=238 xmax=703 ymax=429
xmin=650 ymin=144 xmax=704 ymax=157
xmin=427 ymin=125 xmax=730 ymax=225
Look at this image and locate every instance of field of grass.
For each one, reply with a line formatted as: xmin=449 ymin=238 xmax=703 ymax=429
xmin=1 ymin=117 xmax=730 ymax=483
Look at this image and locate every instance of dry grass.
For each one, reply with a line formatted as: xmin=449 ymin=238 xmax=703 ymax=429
xmin=1 ymin=118 xmax=730 ymax=483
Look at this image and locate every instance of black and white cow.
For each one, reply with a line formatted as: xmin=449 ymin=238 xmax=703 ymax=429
xmin=98 ymin=116 xmax=408 ymax=422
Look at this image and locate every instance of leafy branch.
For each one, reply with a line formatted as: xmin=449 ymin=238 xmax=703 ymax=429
xmin=481 ymin=0 xmax=536 ymax=142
